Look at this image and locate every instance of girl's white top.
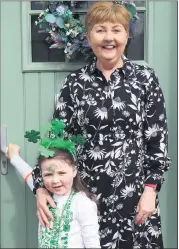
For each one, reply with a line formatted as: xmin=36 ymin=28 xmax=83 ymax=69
xmin=41 ymin=192 xmax=101 ymax=248
xmin=10 ymin=155 xmax=101 ymax=248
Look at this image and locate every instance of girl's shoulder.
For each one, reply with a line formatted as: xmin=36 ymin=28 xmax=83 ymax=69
xmin=74 ymin=191 xmax=97 ymax=208
xmin=75 ymin=191 xmax=93 ymax=201
xmin=74 ymin=192 xmax=98 ymax=220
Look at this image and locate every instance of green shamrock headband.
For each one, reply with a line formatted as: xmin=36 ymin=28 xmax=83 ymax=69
xmin=24 ymin=118 xmax=85 ymax=159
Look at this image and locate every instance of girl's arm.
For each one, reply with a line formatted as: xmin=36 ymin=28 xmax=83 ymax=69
xmin=6 ymin=144 xmax=34 ymax=191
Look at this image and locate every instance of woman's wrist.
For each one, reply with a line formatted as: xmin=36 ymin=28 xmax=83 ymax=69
xmin=145 ymin=184 xmax=157 ymax=189
xmin=144 ymin=185 xmax=157 ymax=193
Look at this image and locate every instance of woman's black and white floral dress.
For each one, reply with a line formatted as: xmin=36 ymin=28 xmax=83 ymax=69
xmin=32 ymin=57 xmax=171 ymax=249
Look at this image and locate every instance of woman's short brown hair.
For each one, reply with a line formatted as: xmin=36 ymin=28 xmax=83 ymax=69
xmin=85 ymin=1 xmax=130 ymax=33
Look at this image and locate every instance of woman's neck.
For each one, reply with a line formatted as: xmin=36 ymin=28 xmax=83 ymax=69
xmin=96 ymin=57 xmax=123 ymax=71
xmin=96 ymin=57 xmax=124 ymax=81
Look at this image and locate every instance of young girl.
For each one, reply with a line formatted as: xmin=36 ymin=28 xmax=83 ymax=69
xmin=5 ymin=120 xmax=101 ymax=248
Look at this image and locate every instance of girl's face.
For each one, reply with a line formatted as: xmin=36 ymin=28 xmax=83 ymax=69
xmin=87 ymin=22 xmax=128 ymax=64
xmin=41 ymin=158 xmax=77 ymax=196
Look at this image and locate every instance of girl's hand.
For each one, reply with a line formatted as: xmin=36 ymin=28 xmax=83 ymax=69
xmin=6 ymin=144 xmax=20 ymax=160
xmin=135 ymin=186 xmax=157 ymax=225
xmin=36 ymin=188 xmax=56 ymax=228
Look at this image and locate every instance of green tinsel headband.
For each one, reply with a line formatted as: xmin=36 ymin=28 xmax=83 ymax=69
xmin=24 ymin=118 xmax=85 ymax=159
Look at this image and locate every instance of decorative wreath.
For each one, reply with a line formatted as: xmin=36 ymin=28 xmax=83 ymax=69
xmin=35 ymin=1 xmax=138 ymax=61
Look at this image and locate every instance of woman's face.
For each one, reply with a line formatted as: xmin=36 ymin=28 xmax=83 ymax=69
xmin=41 ymin=158 xmax=77 ymax=196
xmin=87 ymin=22 xmax=128 ymax=63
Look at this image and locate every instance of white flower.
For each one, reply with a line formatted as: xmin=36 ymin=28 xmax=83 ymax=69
xmin=145 ymin=124 xmax=160 ymax=140
xmin=86 ymin=94 xmax=97 ymax=106
xmin=92 ymin=82 xmax=99 ymax=87
xmin=59 ymin=111 xmax=66 ymax=118
xmin=141 ymin=69 xmax=151 ymax=79
xmin=91 ymin=187 xmax=97 ymax=193
xmin=112 ymin=97 xmax=126 ymax=110
xmin=71 ymin=29 xmax=79 ymax=37
xmin=133 ymin=241 xmax=141 ymax=249
xmin=116 ymin=203 xmax=123 ymax=210
xmin=80 ymin=101 xmax=85 ymax=106
xmin=148 ymin=225 xmax=161 ymax=238
xmin=100 ymin=228 xmax=112 ymax=238
xmin=77 ymin=109 xmax=84 ymax=125
xmin=159 ymin=114 xmax=165 ymax=121
xmin=122 ymin=111 xmax=130 ymax=117
xmin=39 ymin=12 xmax=44 ymax=17
xmin=88 ymin=146 xmax=106 ymax=160
xmin=94 ymin=107 xmax=108 ymax=120
xmin=80 ymin=170 xmax=89 ymax=179
xmin=56 ymin=5 xmax=65 ymax=15
xmin=65 ymin=23 xmax=70 ymax=28
xmin=112 ymin=218 xmax=117 ymax=223
xmin=56 ymin=97 xmax=66 ymax=110
xmin=136 ymin=130 xmax=143 ymax=138
xmin=103 ymin=195 xmax=118 ymax=206
xmin=114 ymin=127 xmax=125 ymax=140
xmin=66 ymin=30 xmax=72 ymax=36
xmin=120 ymin=184 xmax=136 ymax=199
xmin=79 ymin=68 xmax=94 ymax=82
xmin=84 ymin=118 xmax=89 ymax=125
xmin=104 ymin=86 xmax=114 ymax=98
xmin=35 ymin=21 xmax=38 ymax=25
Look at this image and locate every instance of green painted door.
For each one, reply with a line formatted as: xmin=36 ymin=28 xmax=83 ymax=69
xmin=0 ymin=1 xmax=177 ymax=248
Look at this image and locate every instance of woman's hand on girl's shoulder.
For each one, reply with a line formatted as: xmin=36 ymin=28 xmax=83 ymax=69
xmin=6 ymin=144 xmax=20 ymax=159
xmin=36 ymin=188 xmax=56 ymax=228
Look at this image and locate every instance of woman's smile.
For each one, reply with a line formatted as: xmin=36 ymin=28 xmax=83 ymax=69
xmin=87 ymin=22 xmax=128 ymax=65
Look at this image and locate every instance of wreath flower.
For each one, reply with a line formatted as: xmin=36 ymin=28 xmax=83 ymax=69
xmin=35 ymin=1 xmax=138 ymax=61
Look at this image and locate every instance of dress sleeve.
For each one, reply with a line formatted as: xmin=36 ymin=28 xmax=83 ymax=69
xmin=77 ymin=194 xmax=101 ymax=248
xmin=143 ymin=70 xmax=171 ymax=191
xmin=32 ymin=74 xmax=77 ymax=193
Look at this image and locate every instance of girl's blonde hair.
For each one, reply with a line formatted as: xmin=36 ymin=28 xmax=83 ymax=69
xmin=85 ymin=1 xmax=130 ymax=33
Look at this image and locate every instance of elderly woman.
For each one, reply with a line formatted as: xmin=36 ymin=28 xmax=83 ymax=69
xmin=32 ymin=2 xmax=171 ymax=249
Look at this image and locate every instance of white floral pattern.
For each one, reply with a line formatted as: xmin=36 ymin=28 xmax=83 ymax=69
xmin=32 ymin=57 xmax=171 ymax=249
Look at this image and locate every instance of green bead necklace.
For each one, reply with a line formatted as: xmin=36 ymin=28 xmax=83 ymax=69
xmin=38 ymin=190 xmax=75 ymax=248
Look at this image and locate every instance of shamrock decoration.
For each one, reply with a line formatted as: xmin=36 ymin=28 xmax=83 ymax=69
xmin=39 ymin=145 xmax=55 ymax=158
xmin=70 ymin=135 xmax=86 ymax=145
xmin=24 ymin=130 xmax=41 ymax=143
xmin=24 ymin=118 xmax=86 ymax=159
xmin=51 ymin=118 xmax=66 ymax=136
